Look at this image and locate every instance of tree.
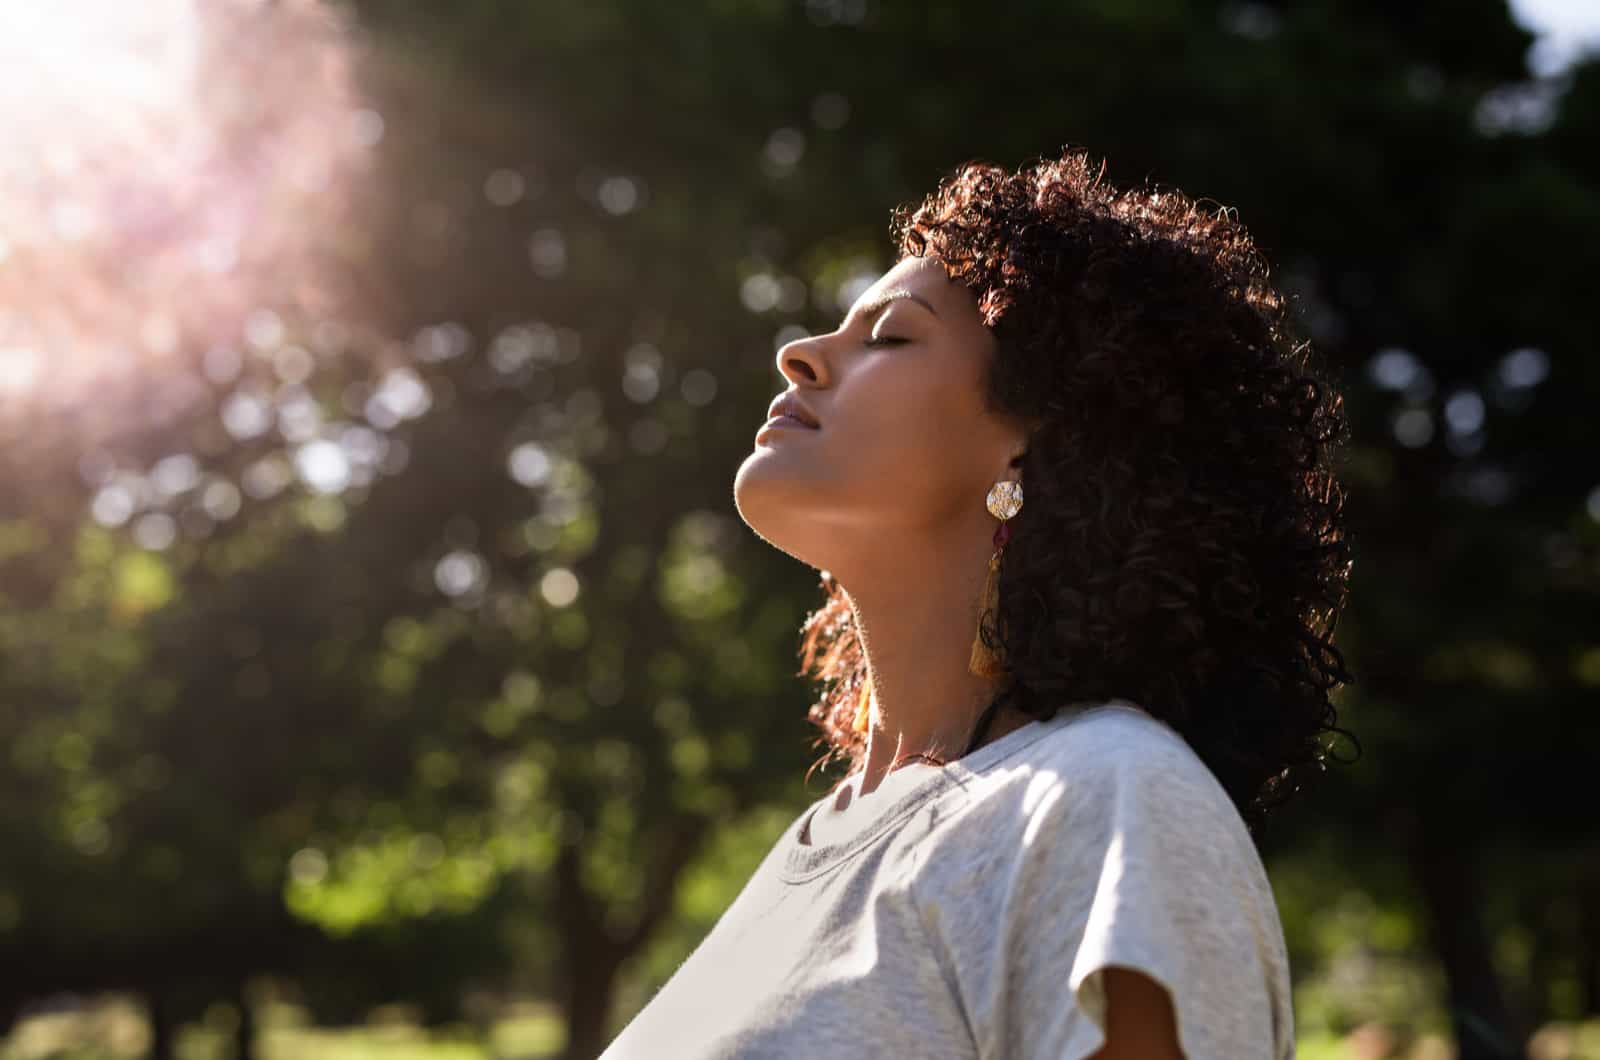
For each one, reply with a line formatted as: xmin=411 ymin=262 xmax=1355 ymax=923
xmin=1 ymin=2 xmax=1595 ymax=1058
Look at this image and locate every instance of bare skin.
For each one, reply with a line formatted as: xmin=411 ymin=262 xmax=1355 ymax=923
xmin=1090 ymin=966 xmax=1187 ymax=1059
xmin=733 ymin=254 xmax=1037 ymax=801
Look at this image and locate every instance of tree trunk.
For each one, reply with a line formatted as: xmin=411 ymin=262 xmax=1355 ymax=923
xmin=556 ymin=840 xmax=627 ymax=1060
xmin=146 ymin=990 xmax=177 ymax=1060
xmin=1408 ymin=811 xmax=1528 ymax=1060
xmin=1579 ymin=870 xmax=1600 ymax=1014
xmin=0 ymin=996 xmax=21 ymax=1041
xmin=552 ymin=815 xmax=708 ymax=1059
xmin=234 ymin=981 xmax=258 ymax=1060
xmin=561 ymin=939 xmax=625 ymax=1060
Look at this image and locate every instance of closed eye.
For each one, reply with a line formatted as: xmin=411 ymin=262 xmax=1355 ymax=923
xmin=863 ymin=335 xmax=907 ymax=348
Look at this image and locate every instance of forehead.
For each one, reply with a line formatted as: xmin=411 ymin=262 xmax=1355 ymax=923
xmin=866 ymin=254 xmax=955 ymax=304
xmin=857 ymin=255 xmax=987 ymax=340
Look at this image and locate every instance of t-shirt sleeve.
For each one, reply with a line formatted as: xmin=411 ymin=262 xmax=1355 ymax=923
xmin=915 ymin=725 xmax=1292 ymax=1060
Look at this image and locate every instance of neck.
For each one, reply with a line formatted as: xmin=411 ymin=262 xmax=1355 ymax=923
xmin=833 ymin=514 xmax=1016 ymax=798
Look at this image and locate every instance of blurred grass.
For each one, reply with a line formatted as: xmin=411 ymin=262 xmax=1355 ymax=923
xmin=0 ymin=997 xmax=565 ymax=1060
xmin=4 ymin=997 xmax=1599 ymax=1059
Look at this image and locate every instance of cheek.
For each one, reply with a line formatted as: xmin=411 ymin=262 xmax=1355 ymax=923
xmin=833 ymin=374 xmax=983 ymax=505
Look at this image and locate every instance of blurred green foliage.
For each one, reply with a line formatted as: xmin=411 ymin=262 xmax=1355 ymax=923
xmin=0 ymin=1 xmax=1597 ymax=1059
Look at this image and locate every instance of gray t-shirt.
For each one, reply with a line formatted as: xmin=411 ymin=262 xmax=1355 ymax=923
xmin=601 ymin=700 xmax=1296 ymax=1059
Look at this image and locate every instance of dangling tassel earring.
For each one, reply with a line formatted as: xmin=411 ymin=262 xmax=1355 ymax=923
xmin=969 ymin=479 xmax=1023 ymax=677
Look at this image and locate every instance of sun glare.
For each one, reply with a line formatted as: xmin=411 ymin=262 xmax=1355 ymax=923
xmin=0 ymin=0 xmax=376 ymax=427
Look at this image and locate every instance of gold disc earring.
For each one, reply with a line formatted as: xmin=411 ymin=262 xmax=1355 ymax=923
xmin=968 ymin=479 xmax=1022 ymax=677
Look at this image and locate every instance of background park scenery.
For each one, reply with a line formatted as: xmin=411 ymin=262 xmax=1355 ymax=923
xmin=1 ymin=1 xmax=1598 ymax=1058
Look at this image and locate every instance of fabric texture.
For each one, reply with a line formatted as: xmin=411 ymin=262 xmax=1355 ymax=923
xmin=600 ymin=699 xmax=1296 ymax=1059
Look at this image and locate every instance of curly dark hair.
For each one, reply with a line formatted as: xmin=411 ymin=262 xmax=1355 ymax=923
xmin=797 ymin=146 xmax=1359 ymax=838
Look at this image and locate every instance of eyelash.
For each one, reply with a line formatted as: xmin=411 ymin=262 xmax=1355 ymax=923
xmin=863 ymin=335 xmax=906 ymax=348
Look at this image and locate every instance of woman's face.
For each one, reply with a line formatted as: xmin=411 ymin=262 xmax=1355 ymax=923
xmin=733 ymin=254 xmax=1025 ymax=573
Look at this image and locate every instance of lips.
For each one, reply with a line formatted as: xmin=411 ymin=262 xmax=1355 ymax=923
xmin=766 ymin=391 xmax=820 ymax=429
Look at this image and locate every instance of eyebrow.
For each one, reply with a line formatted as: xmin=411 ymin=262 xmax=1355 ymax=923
xmin=843 ymin=288 xmax=940 ymax=327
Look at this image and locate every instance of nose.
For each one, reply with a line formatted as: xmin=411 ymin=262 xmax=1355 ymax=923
xmin=774 ymin=332 xmax=826 ymax=387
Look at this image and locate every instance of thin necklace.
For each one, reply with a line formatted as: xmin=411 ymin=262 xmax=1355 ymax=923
xmin=888 ymin=687 xmax=1014 ymax=772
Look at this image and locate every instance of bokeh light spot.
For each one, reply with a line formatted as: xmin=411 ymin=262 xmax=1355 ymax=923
xmin=528 ymin=228 xmax=567 ymax=278
xmin=1497 ymin=347 xmax=1549 ymax=388
xmin=289 ymin=847 xmax=329 ymax=885
xmin=221 ymin=389 xmax=273 ymax=440
xmin=740 ymin=272 xmax=781 ymax=313
xmin=484 ymin=167 xmax=526 ymax=206
xmin=435 ymin=549 xmax=488 ymax=597
xmin=132 ymin=512 xmax=178 ymax=550
xmin=242 ymin=456 xmax=293 ymax=500
xmin=1367 ymin=347 xmax=1425 ymax=391
xmin=810 ymin=91 xmax=850 ymax=129
xmin=91 ymin=484 xmax=136 ymax=527
xmin=597 ymin=175 xmax=640 ymax=215
xmin=540 ymin=568 xmax=580 ymax=607
xmin=1393 ymin=407 xmax=1434 ymax=448
xmin=679 ymin=368 xmax=717 ymax=407
xmin=507 ymin=442 xmax=552 ymax=488
xmin=151 ymin=454 xmax=200 ymax=497
xmin=1444 ymin=389 xmax=1486 ymax=435
xmin=294 ymin=439 xmax=351 ymax=495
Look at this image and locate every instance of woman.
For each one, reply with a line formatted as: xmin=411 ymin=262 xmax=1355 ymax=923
xmin=601 ymin=147 xmax=1356 ymax=1059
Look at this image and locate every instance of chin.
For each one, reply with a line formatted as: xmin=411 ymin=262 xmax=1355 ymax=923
xmin=732 ymin=454 xmax=787 ymax=539
xmin=732 ymin=458 xmax=827 ymax=570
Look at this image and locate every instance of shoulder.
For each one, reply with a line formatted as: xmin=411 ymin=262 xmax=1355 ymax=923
xmin=893 ymin=699 xmax=1262 ymax=897
xmin=1029 ymin=699 xmax=1214 ymax=784
xmin=1043 ymin=702 xmax=1237 ymax=813
xmin=952 ymin=701 xmax=1243 ymax=841
xmin=904 ymin=701 xmax=1295 ymax=1059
